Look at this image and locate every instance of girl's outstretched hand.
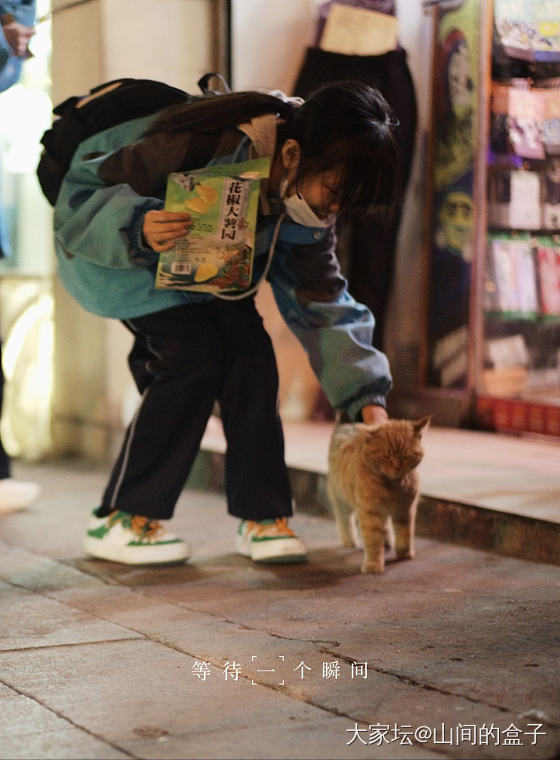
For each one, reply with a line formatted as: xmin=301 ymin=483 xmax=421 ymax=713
xmin=142 ymin=210 xmax=192 ymax=252
xmin=361 ymin=405 xmax=388 ymax=426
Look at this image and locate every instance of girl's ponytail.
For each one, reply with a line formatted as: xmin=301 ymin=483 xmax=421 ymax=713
xmin=145 ymin=91 xmax=298 ymax=137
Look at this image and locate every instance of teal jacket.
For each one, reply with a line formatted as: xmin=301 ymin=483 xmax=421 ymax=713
xmin=53 ymin=112 xmax=392 ymax=420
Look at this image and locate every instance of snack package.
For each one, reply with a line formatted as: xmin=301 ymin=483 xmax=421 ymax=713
xmin=508 ymin=88 xmax=545 ymax=159
xmin=537 ymin=240 xmax=560 ymax=315
xmin=156 ymin=157 xmax=270 ymax=293
xmin=490 ymin=234 xmax=538 ymax=315
xmin=542 ymin=88 xmax=560 ymax=155
xmin=543 ymin=158 xmax=560 ymax=229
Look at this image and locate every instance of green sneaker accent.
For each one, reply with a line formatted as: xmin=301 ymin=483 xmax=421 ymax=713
xmin=87 ymin=524 xmax=112 ymax=539
xmin=87 ymin=510 xmax=141 ymax=539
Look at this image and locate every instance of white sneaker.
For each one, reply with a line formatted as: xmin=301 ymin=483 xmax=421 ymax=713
xmin=84 ymin=510 xmax=190 ymax=565
xmin=236 ymin=518 xmax=308 ymax=564
xmin=0 ymin=478 xmax=40 ymax=513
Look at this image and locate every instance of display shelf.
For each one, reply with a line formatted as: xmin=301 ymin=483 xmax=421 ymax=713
xmin=417 ymin=0 xmax=560 ymax=440
xmin=484 ymin=312 xmax=560 ymax=323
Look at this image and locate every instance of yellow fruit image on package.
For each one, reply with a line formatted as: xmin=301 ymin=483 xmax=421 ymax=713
xmin=156 ymin=157 xmax=270 ymax=293
xmin=185 ymin=196 xmax=211 ymax=215
xmin=194 ymin=263 xmax=219 ymax=283
xmin=196 ymin=184 xmax=218 ymax=206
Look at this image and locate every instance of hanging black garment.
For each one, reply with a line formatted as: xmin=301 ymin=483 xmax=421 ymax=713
xmin=293 ymin=47 xmax=417 ymax=349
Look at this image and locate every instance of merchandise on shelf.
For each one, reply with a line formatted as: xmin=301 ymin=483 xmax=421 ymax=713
xmin=494 ymin=0 xmax=560 ymax=63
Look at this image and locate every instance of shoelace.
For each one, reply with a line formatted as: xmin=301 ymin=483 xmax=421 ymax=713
xmin=131 ymin=515 xmax=164 ymax=540
xmin=249 ymin=518 xmax=295 ymax=538
xmin=107 ymin=511 xmax=164 ymax=540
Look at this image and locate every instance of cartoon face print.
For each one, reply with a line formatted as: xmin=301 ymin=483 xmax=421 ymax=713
xmin=438 ymin=191 xmax=473 ymax=257
xmin=448 ymin=40 xmax=473 ymax=110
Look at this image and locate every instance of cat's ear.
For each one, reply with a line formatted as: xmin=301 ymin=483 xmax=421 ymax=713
xmin=413 ymin=415 xmax=431 ymax=436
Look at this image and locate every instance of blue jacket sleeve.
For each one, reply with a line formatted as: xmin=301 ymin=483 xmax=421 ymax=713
xmin=54 ymin=152 xmax=162 ymax=269
xmin=54 ymin=122 xmax=203 ymax=269
xmin=268 ymin=234 xmax=392 ymax=421
xmin=0 ymin=1 xmax=36 ymax=92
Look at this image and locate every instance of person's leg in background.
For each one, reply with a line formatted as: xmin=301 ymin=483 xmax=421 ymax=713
xmin=0 ymin=0 xmax=40 ymax=514
xmin=0 ymin=338 xmax=40 ymax=513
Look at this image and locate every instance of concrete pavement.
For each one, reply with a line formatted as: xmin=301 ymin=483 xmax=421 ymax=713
xmin=0 ymin=458 xmax=559 ymax=759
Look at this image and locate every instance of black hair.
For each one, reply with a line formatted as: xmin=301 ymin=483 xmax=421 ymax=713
xmin=145 ymin=81 xmax=401 ymax=218
xmin=144 ymin=90 xmax=297 ymax=135
xmin=284 ymin=81 xmax=401 ymax=218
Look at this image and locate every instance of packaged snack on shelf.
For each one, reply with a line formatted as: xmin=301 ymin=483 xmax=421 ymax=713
xmin=488 ymin=234 xmax=538 ymax=316
xmin=542 ymin=87 xmax=560 ymax=155
xmin=536 ymin=238 xmax=560 ymax=315
xmin=543 ymin=159 xmax=560 ymax=229
xmin=508 ymin=88 xmax=545 ymax=159
xmin=494 ymin=0 xmax=560 ymax=62
xmin=488 ymin=169 xmax=542 ymax=229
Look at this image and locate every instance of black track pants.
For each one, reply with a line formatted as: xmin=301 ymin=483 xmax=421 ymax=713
xmin=100 ymin=300 xmax=293 ymax=521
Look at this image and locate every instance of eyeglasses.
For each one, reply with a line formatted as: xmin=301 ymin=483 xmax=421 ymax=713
xmin=295 ymin=178 xmax=342 ymax=219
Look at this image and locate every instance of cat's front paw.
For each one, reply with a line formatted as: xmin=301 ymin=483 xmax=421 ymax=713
xmin=361 ymin=560 xmax=384 ymax=574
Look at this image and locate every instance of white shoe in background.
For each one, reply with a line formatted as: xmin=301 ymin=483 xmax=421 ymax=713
xmin=0 ymin=478 xmax=40 ymax=513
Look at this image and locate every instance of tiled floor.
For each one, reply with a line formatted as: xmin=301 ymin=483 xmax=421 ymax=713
xmin=201 ymin=416 xmax=560 ymax=524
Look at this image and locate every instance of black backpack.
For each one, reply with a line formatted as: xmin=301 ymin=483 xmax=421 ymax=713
xmin=37 ymin=73 xmax=229 ymax=206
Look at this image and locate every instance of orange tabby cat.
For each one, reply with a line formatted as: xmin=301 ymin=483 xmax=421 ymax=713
xmin=327 ymin=417 xmax=430 ymax=573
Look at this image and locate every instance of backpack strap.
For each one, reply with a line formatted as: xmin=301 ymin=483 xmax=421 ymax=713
xmin=197 ymin=72 xmax=231 ymax=97
xmin=38 ymin=74 xmax=232 ymax=206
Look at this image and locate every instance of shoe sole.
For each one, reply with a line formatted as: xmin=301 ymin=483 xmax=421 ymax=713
xmin=83 ymin=536 xmax=190 ymax=565
xmin=0 ymin=486 xmax=40 ymax=512
xmin=235 ymin=535 xmax=308 ymax=564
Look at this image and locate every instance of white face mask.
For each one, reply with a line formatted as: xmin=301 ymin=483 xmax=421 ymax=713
xmin=280 ymin=177 xmax=335 ymax=228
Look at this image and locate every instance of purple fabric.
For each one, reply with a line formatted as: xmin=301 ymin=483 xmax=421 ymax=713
xmin=314 ymin=0 xmax=396 ymax=47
